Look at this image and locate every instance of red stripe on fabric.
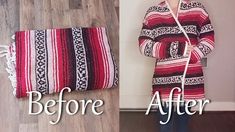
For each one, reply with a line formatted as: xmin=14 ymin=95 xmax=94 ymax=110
xmin=52 ymin=29 xmax=60 ymax=92
xmin=56 ymin=29 xmax=64 ymax=92
xmin=159 ymin=37 xmax=198 ymax=45
xmin=25 ymin=31 xmax=28 ymax=94
xmin=89 ymin=28 xmax=98 ymax=89
xmin=55 ymin=29 xmax=59 ymax=92
xmin=184 ymin=89 xmax=204 ymax=95
xmin=61 ymin=29 xmax=65 ymax=88
xmin=51 ymin=30 xmax=55 ymax=92
xmin=155 ymin=64 xmax=186 ymax=74
xmin=93 ymin=28 xmax=105 ymax=89
xmin=155 ymin=64 xmax=202 ymax=75
xmin=25 ymin=31 xmax=30 ymax=92
xmin=62 ymin=29 xmax=68 ymax=87
xmin=94 ymin=28 xmax=102 ymax=89
xmin=95 ymin=28 xmax=100 ymax=89
xmin=158 ymin=42 xmax=167 ymax=59
xmin=20 ymin=32 xmax=27 ymax=97
xmin=26 ymin=31 xmax=30 ymax=92
xmin=61 ymin=29 xmax=67 ymax=91
xmin=186 ymin=67 xmax=203 ymax=75
xmin=138 ymin=39 xmax=146 ymax=46
xmin=16 ymin=32 xmax=21 ymax=97
xmin=200 ymin=36 xmax=214 ymax=42
xmin=147 ymin=11 xmax=205 ymax=26
xmin=98 ymin=28 xmax=106 ymax=88
xmin=98 ymin=28 xmax=106 ymax=89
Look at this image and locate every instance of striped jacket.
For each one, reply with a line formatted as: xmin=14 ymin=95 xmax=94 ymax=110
xmin=138 ymin=0 xmax=215 ymax=101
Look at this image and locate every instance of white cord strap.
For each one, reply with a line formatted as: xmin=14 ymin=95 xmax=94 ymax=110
xmin=165 ymin=0 xmax=192 ymax=99
xmin=165 ymin=0 xmax=191 ymax=44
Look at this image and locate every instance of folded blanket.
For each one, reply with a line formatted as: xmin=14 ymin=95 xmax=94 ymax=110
xmin=1 ymin=27 xmax=118 ymax=98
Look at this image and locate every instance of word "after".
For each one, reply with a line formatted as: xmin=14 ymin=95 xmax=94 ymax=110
xmin=146 ymin=87 xmax=210 ymax=125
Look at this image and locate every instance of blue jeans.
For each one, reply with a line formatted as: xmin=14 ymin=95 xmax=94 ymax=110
xmin=158 ymin=105 xmax=190 ymax=132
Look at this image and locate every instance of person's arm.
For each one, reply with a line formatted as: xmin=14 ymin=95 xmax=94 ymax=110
xmin=138 ymin=7 xmax=168 ymax=59
xmin=138 ymin=7 xmax=185 ymax=59
xmin=189 ymin=6 xmax=215 ymax=64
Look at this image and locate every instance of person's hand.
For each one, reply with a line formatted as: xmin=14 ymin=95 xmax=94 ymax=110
xmin=184 ymin=42 xmax=194 ymax=56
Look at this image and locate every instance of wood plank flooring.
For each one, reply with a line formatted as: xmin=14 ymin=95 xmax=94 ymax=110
xmin=120 ymin=111 xmax=235 ymax=132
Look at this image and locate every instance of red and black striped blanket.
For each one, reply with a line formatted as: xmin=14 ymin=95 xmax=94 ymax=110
xmin=2 ymin=27 xmax=118 ymax=98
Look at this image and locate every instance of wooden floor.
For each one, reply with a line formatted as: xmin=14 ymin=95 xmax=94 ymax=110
xmin=0 ymin=0 xmax=119 ymax=132
xmin=120 ymin=111 xmax=235 ymax=132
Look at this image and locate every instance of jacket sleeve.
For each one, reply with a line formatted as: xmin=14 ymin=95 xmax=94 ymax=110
xmin=190 ymin=6 xmax=215 ymax=64
xmin=138 ymin=8 xmax=168 ymax=59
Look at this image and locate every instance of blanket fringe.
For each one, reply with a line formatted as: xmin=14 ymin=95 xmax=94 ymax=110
xmin=0 ymin=43 xmax=17 ymax=96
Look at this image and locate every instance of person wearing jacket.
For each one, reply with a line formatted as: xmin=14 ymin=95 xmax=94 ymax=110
xmin=138 ymin=0 xmax=215 ymax=131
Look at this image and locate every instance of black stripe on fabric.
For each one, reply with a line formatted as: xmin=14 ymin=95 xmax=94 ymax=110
xmin=165 ymin=42 xmax=171 ymax=58
xmin=153 ymin=72 xmax=183 ymax=78
xmin=154 ymin=33 xmax=198 ymax=41
xmin=93 ymin=29 xmax=100 ymax=89
xmin=202 ymin=19 xmax=211 ymax=25
xmin=180 ymin=2 xmax=205 ymax=11
xmin=153 ymin=83 xmax=181 ymax=88
xmin=67 ymin=28 xmax=76 ymax=91
xmin=45 ymin=30 xmax=49 ymax=94
xmin=82 ymin=28 xmax=94 ymax=90
xmin=178 ymin=42 xmax=186 ymax=56
xmin=139 ymin=36 xmax=154 ymax=41
xmin=151 ymin=22 xmax=200 ymax=30
xmin=185 ymin=74 xmax=204 ymax=78
xmin=34 ymin=30 xmax=49 ymax=94
xmin=142 ymin=25 xmax=152 ymax=30
xmin=154 ymin=72 xmax=203 ymax=78
xmin=199 ymin=31 xmax=214 ymax=37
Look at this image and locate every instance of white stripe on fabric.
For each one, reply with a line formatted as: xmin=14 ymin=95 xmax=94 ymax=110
xmin=30 ymin=31 xmax=36 ymax=92
xmin=200 ymin=39 xmax=214 ymax=50
xmin=97 ymin=28 xmax=108 ymax=88
xmin=46 ymin=29 xmax=54 ymax=94
xmin=54 ymin=29 xmax=60 ymax=92
xmin=28 ymin=31 xmax=32 ymax=92
xmin=157 ymin=57 xmax=188 ymax=65
xmin=152 ymin=42 xmax=157 ymax=58
xmin=24 ymin=31 xmax=29 ymax=93
xmin=102 ymin=28 xmax=115 ymax=88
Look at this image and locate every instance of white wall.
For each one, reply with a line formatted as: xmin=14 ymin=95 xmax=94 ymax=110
xmin=120 ymin=0 xmax=235 ymax=110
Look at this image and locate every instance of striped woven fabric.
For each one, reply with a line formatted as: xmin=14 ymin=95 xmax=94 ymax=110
xmin=138 ymin=0 xmax=215 ymax=101
xmin=6 ymin=27 xmax=118 ymax=98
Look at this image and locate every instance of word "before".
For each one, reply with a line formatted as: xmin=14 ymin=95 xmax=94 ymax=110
xmin=28 ymin=87 xmax=104 ymax=125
